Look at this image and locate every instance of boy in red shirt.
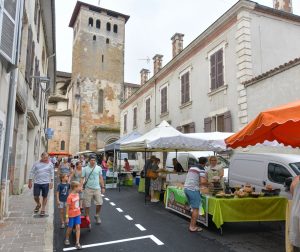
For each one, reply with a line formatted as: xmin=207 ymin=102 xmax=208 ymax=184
xmin=65 ymin=181 xmax=82 ymax=250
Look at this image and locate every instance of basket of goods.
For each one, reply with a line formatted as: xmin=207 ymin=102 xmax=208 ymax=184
xmin=262 ymin=185 xmax=281 ymax=196
xmin=243 ymin=184 xmax=253 ymax=193
xmin=209 ymin=181 xmax=224 ymax=196
xmin=216 ymin=192 xmax=225 ymax=198
xmin=250 ymin=192 xmax=260 ymax=198
xmin=235 ymin=191 xmax=247 ymax=198
xmin=224 ymin=194 xmax=234 ymax=199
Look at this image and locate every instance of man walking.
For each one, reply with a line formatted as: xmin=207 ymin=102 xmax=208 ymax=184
xmin=144 ymin=155 xmax=156 ymax=199
xmin=81 ymin=155 xmax=105 ymax=224
xmin=28 ymin=152 xmax=54 ymax=216
xmin=184 ymin=157 xmax=207 ymax=232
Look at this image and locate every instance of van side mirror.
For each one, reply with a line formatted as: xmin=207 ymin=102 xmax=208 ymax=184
xmin=284 ymin=177 xmax=293 ymax=191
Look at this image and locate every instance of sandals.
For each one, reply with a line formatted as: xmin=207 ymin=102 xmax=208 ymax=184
xmin=75 ymin=243 xmax=82 ymax=250
xmin=40 ymin=210 xmax=45 ymax=217
xmin=189 ymin=227 xmax=203 ymax=232
xmin=34 ymin=204 xmax=41 ymax=213
xmin=64 ymin=239 xmax=70 ymax=246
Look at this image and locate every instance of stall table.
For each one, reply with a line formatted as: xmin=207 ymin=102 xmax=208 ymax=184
xmin=165 ymin=186 xmax=287 ymax=232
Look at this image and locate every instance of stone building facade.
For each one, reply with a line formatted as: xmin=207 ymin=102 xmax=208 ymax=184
xmin=48 ymin=2 xmax=130 ymax=155
xmin=0 ymin=0 xmax=56 ymax=218
xmin=120 ymin=0 xmax=300 ymax=139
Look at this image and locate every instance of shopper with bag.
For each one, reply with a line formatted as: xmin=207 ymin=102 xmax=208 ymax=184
xmin=81 ymin=155 xmax=105 ymax=225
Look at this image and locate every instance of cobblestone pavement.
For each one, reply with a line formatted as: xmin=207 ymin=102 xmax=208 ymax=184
xmin=0 ymin=187 xmax=54 ymax=252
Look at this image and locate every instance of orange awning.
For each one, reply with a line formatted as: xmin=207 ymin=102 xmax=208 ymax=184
xmin=48 ymin=152 xmax=72 ymax=156
xmin=225 ymin=100 xmax=300 ymax=149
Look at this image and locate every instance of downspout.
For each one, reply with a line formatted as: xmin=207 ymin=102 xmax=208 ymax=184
xmin=154 ymin=79 xmax=157 ymax=126
xmin=0 ymin=0 xmax=24 ymax=220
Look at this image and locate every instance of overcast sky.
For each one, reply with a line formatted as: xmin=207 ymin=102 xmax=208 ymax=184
xmin=55 ymin=0 xmax=300 ymax=84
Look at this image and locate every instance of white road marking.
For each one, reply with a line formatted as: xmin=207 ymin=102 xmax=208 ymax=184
xmin=116 ymin=208 xmax=123 ymax=212
xmin=125 ymin=215 xmax=133 ymax=221
xmin=101 ymin=194 xmax=105 ymax=197
xmin=110 ymin=202 xmax=116 ymax=206
xmin=104 ymin=198 xmax=109 ymax=201
xmin=63 ymin=235 xmax=164 ymax=251
xmin=135 ymin=224 xmax=146 ymax=231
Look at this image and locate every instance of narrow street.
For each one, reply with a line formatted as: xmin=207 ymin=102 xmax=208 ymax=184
xmin=54 ymin=186 xmax=285 ymax=252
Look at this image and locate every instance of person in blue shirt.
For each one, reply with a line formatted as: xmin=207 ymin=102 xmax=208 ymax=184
xmin=56 ymin=174 xmax=70 ymax=229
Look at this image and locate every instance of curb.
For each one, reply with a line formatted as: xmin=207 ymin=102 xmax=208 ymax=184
xmin=44 ymin=188 xmax=54 ymax=252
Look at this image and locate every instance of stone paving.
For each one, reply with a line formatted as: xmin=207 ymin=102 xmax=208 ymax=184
xmin=0 ymin=187 xmax=54 ymax=252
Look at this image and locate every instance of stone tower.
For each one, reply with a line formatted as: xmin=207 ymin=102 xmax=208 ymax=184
xmin=68 ymin=2 xmax=130 ymax=153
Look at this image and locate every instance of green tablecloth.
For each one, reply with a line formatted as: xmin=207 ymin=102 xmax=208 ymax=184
xmin=208 ymin=196 xmax=288 ymax=228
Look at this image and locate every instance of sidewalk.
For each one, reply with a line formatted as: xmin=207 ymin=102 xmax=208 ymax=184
xmin=0 ymin=186 xmax=54 ymax=252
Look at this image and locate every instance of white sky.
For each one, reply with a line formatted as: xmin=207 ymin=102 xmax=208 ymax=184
xmin=55 ymin=0 xmax=300 ymax=84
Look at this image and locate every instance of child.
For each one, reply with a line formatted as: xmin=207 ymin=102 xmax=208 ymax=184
xmin=65 ymin=181 xmax=82 ymax=250
xmin=56 ymin=174 xmax=70 ymax=228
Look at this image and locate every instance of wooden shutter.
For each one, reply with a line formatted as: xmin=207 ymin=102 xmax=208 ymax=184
xmin=124 ymin=114 xmax=127 ymax=132
xmin=223 ymin=111 xmax=232 ymax=132
xmin=216 ymin=49 xmax=224 ymax=88
xmin=29 ymin=42 xmax=35 ymax=88
xmin=204 ymin=117 xmax=212 ymax=132
xmin=146 ymin=98 xmax=150 ymax=121
xmin=181 ymin=75 xmax=185 ymax=104
xmin=210 ymin=53 xmax=216 ymax=90
xmin=176 ymin=126 xmax=183 ymax=132
xmin=161 ymin=87 xmax=167 ymax=114
xmin=98 ymin=90 xmax=104 ymax=113
xmin=133 ymin=107 xmax=137 ymax=128
xmin=189 ymin=122 xmax=195 ymax=133
xmin=25 ymin=26 xmax=33 ymax=83
xmin=185 ymin=72 xmax=190 ymax=103
xmin=34 ymin=0 xmax=38 ymax=24
xmin=0 ymin=0 xmax=19 ymax=64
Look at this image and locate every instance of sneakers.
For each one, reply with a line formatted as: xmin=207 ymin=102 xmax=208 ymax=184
xmin=75 ymin=243 xmax=82 ymax=250
xmin=94 ymin=215 xmax=101 ymax=224
xmin=64 ymin=239 xmax=70 ymax=246
xmin=60 ymin=223 xmax=65 ymax=229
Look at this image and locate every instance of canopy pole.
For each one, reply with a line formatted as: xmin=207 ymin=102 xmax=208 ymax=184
xmin=176 ymin=149 xmax=178 ymax=159
xmin=144 ymin=149 xmax=147 ymax=205
xmin=113 ymin=148 xmax=116 ymax=185
xmin=119 ymin=150 xmax=121 ymax=192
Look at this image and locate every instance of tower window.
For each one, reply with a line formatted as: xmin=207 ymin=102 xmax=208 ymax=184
xmin=106 ymin=38 xmax=109 ymax=44
xmin=102 ymin=54 xmax=104 ymax=63
xmin=59 ymin=121 xmax=62 ymax=126
xmin=113 ymin=24 xmax=118 ymax=33
xmin=61 ymin=140 xmax=65 ymax=151
xmin=98 ymin=89 xmax=104 ymax=113
xmin=93 ymin=35 xmax=96 ymax=41
xmin=106 ymin=22 xmax=111 ymax=31
xmin=86 ymin=142 xmax=90 ymax=150
xmin=88 ymin=17 xmax=93 ymax=27
xmin=96 ymin=19 xmax=101 ymax=29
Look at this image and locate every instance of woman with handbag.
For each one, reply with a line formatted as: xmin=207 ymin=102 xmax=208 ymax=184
xmin=149 ymin=158 xmax=162 ymax=203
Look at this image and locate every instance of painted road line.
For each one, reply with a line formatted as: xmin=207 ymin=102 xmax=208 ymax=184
xmin=104 ymin=198 xmax=110 ymax=201
xmin=135 ymin=224 xmax=146 ymax=231
xmin=125 ymin=215 xmax=133 ymax=221
xmin=110 ymin=202 xmax=116 ymax=206
xmin=63 ymin=235 xmax=164 ymax=251
xmin=116 ymin=208 xmax=123 ymax=212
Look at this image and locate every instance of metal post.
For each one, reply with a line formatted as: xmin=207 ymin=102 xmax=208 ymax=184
xmin=144 ymin=149 xmax=147 ymax=204
xmin=118 ymin=151 xmax=121 ymax=192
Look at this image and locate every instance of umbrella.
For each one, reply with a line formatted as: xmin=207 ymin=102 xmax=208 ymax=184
xmin=225 ymin=100 xmax=300 ymax=148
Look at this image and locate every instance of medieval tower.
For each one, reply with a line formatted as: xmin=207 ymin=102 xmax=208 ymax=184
xmin=68 ymin=2 xmax=130 ymax=153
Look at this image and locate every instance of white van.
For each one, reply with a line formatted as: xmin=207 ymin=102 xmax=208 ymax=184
xmin=229 ymin=153 xmax=300 ymax=198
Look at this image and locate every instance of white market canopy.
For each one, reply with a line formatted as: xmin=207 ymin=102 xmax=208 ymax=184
xmin=120 ymin=121 xmax=183 ymax=152
xmin=148 ymin=132 xmax=234 ymax=152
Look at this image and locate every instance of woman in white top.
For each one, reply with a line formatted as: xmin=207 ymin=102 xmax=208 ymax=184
xmin=206 ymin=156 xmax=224 ymax=189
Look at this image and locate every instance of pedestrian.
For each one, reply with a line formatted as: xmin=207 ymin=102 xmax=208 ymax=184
xmin=124 ymin=158 xmax=131 ymax=172
xmin=80 ymin=155 xmax=105 ymax=224
xmin=70 ymin=161 xmax=84 ymax=209
xmin=65 ymin=181 xmax=82 ymax=250
xmin=101 ymin=156 xmax=108 ymax=181
xmin=172 ymin=158 xmax=184 ymax=173
xmin=184 ymin=156 xmax=208 ymax=232
xmin=144 ymin=155 xmax=156 ymax=199
xmin=150 ymin=158 xmax=162 ymax=202
xmin=80 ymin=155 xmax=86 ymax=167
xmin=56 ymin=174 xmax=70 ymax=228
xmin=107 ymin=156 xmax=114 ymax=172
xmin=58 ymin=157 xmax=72 ymax=179
xmin=28 ymin=152 xmax=54 ymax=217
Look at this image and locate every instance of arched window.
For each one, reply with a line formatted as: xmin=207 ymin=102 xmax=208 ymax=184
xmin=88 ymin=17 xmax=93 ymax=27
xmin=59 ymin=121 xmax=62 ymax=126
xmin=106 ymin=22 xmax=111 ymax=31
xmin=93 ymin=35 xmax=96 ymax=41
xmin=61 ymin=140 xmax=65 ymax=151
xmin=96 ymin=19 xmax=101 ymax=29
xmin=106 ymin=38 xmax=109 ymax=44
xmin=86 ymin=142 xmax=90 ymax=150
xmin=113 ymin=24 xmax=118 ymax=33
xmin=98 ymin=89 xmax=104 ymax=113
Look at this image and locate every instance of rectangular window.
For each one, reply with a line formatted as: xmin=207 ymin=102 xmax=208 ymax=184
xmin=133 ymin=107 xmax=137 ymax=128
xmin=210 ymin=48 xmax=224 ymax=91
xmin=124 ymin=114 xmax=127 ymax=132
xmin=268 ymin=163 xmax=291 ymax=184
xmin=181 ymin=72 xmax=190 ymax=105
xmin=204 ymin=112 xmax=231 ymax=133
xmin=145 ymin=98 xmax=150 ymax=122
xmin=161 ymin=86 xmax=168 ymax=114
xmin=98 ymin=90 xmax=104 ymax=113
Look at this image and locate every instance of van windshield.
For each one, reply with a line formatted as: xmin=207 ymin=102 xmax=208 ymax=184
xmin=289 ymin=162 xmax=300 ymax=175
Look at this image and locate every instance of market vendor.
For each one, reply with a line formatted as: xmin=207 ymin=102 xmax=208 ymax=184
xmin=206 ymin=156 xmax=225 ymax=190
xmin=150 ymin=158 xmax=163 ymax=203
xmin=173 ymin=158 xmax=184 ymax=173
xmin=184 ymin=157 xmax=208 ymax=232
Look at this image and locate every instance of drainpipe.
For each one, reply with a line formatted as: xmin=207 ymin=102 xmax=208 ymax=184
xmin=0 ymin=0 xmax=24 ymax=220
xmin=154 ymin=79 xmax=157 ymax=126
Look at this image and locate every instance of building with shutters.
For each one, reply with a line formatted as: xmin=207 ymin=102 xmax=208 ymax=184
xmin=120 ymin=0 xmax=300 ymax=140
xmin=49 ymin=2 xmax=130 ymax=154
xmin=0 ymin=0 xmax=56 ymax=218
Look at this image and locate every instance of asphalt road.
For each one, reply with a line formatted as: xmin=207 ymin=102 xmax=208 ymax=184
xmin=54 ymin=186 xmax=285 ymax=252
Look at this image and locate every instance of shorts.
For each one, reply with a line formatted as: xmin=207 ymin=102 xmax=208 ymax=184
xmin=58 ymin=201 xmax=67 ymax=209
xmin=184 ymin=189 xmax=201 ymax=209
xmin=83 ymin=188 xmax=103 ymax=207
xmin=102 ymin=170 xmax=107 ymax=180
xmin=33 ymin=183 xmax=49 ymax=198
xmin=68 ymin=215 xmax=81 ymax=228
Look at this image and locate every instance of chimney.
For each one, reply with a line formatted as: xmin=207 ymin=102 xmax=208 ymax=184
xmin=171 ymin=33 xmax=184 ymax=58
xmin=140 ymin=69 xmax=150 ymax=85
xmin=273 ymin=0 xmax=293 ymax=13
xmin=153 ymin=54 xmax=163 ymax=75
